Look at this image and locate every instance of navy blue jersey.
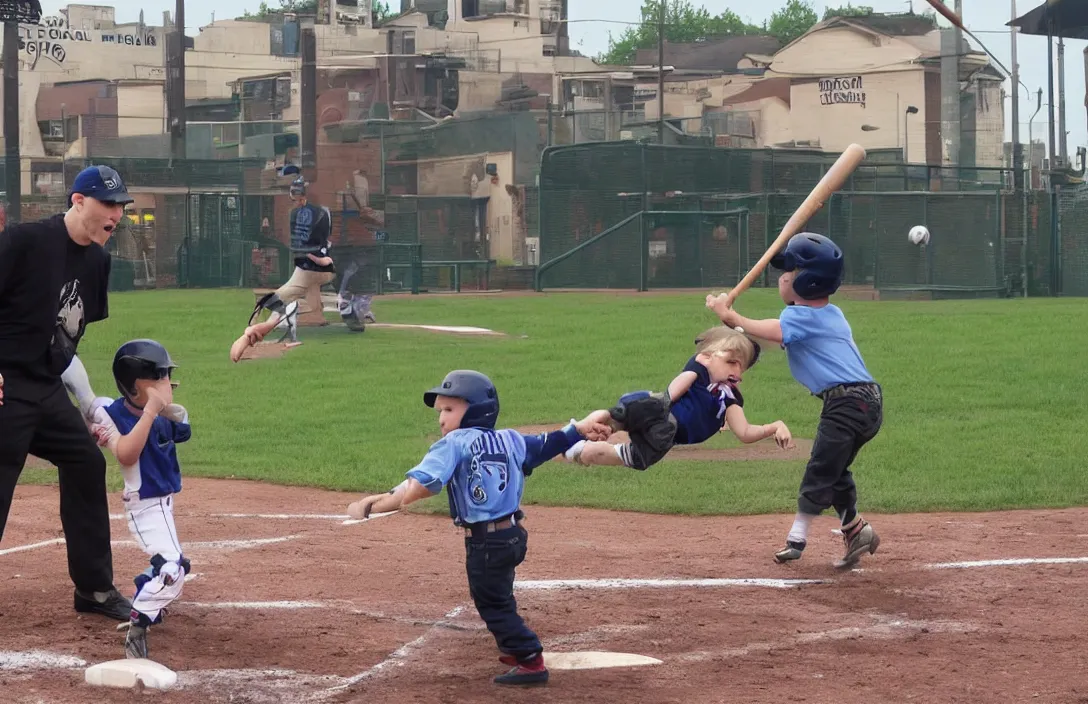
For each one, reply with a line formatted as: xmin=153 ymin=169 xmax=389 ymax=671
xmin=671 ymin=356 xmax=744 ymax=445
xmin=289 ymin=203 xmax=333 ymax=273
xmin=95 ymin=399 xmax=192 ymax=500
xmin=407 ymin=424 xmax=582 ymax=526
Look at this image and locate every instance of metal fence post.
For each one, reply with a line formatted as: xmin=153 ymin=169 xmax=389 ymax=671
xmin=923 ymin=192 xmax=932 ymax=286
xmin=639 ymin=145 xmax=649 ymax=292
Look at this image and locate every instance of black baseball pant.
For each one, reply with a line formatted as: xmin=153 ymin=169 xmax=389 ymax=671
xmin=464 ymin=524 xmax=542 ymax=659
xmin=797 ymin=383 xmax=883 ymax=518
xmin=0 ymin=375 xmax=115 ymax=593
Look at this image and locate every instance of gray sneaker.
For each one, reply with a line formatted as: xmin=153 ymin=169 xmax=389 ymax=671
xmin=774 ymin=540 xmax=806 ymax=563
xmin=834 ymin=521 xmax=880 ymax=569
xmin=125 ymin=624 xmax=148 ymax=659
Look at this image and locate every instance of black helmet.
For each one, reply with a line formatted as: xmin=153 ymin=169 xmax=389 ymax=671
xmin=113 ymin=339 xmax=177 ymax=403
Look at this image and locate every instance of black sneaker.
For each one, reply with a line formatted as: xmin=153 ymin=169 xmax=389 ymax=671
xmin=74 ymin=588 xmax=132 ymax=621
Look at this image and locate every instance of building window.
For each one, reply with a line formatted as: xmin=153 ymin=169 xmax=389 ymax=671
xmin=403 ymin=30 xmax=415 ymax=54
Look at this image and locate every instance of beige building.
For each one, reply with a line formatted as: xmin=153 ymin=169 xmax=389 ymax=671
xmin=641 ymin=14 xmax=1005 ymax=168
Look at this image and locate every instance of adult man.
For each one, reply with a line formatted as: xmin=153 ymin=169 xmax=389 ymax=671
xmin=231 ymin=169 xmax=335 ymax=361
xmin=0 ymin=165 xmax=135 ymax=621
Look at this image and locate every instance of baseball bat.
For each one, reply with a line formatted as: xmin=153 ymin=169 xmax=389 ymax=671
xmin=922 ymin=0 xmax=963 ymax=31
xmin=721 ymin=143 xmax=866 ymax=308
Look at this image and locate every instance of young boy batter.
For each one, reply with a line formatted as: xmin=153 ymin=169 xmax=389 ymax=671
xmin=90 ymin=339 xmax=192 ymax=659
xmin=707 ymin=232 xmax=883 ymax=569
xmin=564 ymin=326 xmax=793 ymax=470
xmin=346 ymin=370 xmax=612 ymax=685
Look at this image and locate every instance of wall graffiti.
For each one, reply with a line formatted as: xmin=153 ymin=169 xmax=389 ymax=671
xmin=818 ymin=76 xmax=866 ymax=108
xmin=19 ymin=15 xmax=158 ymax=69
xmin=102 ymin=32 xmax=157 ymax=46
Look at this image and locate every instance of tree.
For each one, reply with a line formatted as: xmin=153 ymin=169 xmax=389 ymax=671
xmin=822 ymin=4 xmax=874 ymax=20
xmin=598 ymin=0 xmax=762 ymax=66
xmin=766 ymin=0 xmax=819 ymax=46
xmin=241 ymin=0 xmax=393 ymax=24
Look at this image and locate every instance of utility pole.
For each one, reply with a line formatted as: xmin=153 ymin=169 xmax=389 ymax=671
xmin=1057 ymin=36 xmax=1067 ymax=164
xmin=657 ymin=0 xmax=665 ymax=145
xmin=300 ymin=16 xmax=317 ymax=171
xmin=1010 ymin=0 xmax=1021 ymax=188
xmin=167 ymin=0 xmax=186 ymax=161
xmin=1 ymin=2 xmax=43 ymax=224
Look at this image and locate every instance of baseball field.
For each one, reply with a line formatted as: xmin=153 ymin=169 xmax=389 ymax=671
xmin=3 ymin=288 xmax=1087 ymax=703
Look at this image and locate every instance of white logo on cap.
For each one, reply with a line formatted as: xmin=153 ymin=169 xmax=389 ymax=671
xmin=103 ymin=177 xmax=117 ymax=189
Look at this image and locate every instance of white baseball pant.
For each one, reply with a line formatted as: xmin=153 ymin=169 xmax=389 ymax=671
xmin=124 ymin=493 xmax=187 ymax=624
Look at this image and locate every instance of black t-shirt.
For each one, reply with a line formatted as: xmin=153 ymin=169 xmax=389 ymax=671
xmin=289 ymin=203 xmax=335 ymax=273
xmin=0 ymin=214 xmax=110 ymax=387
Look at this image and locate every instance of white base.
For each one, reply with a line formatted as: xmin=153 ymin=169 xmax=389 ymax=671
xmin=544 ymin=651 xmax=663 ymax=671
xmin=85 ymin=658 xmax=177 ymax=689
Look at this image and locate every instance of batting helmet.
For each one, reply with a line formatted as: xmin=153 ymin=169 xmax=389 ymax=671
xmin=423 ymin=370 xmax=499 ymax=429
xmin=770 ymin=232 xmax=843 ymax=300
xmin=68 ymin=165 xmax=133 ymax=207
xmin=113 ymin=339 xmax=177 ymax=403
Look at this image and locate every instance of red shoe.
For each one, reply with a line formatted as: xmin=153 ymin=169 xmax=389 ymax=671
xmin=494 ymin=653 xmax=549 ymax=686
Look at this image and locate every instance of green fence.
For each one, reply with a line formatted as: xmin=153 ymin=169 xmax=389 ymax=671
xmin=536 ymin=143 xmax=1062 ymax=298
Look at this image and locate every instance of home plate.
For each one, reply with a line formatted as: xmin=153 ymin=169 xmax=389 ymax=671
xmin=85 ymin=658 xmax=177 ymax=689
xmin=545 ymin=651 xmax=663 ymax=670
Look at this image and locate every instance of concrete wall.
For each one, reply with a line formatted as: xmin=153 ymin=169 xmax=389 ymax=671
xmin=116 ymin=82 xmax=164 ymax=137
xmin=789 ymin=70 xmax=927 ymax=160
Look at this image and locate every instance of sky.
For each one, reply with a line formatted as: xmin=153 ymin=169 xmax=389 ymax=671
xmin=37 ymin=0 xmax=1085 ymax=155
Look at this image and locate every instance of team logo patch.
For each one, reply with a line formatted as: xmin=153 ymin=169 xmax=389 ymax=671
xmin=104 ymin=177 xmax=117 ymax=190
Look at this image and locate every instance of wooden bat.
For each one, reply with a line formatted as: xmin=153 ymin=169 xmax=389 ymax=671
xmin=721 ymin=143 xmax=866 ymax=308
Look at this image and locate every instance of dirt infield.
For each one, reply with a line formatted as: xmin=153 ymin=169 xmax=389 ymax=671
xmin=2 ymin=478 xmax=1086 ymax=704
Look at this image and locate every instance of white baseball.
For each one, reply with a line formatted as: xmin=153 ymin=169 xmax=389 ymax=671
xmin=734 ymin=326 xmax=745 ymax=334
xmin=908 ymin=225 xmax=930 ymax=246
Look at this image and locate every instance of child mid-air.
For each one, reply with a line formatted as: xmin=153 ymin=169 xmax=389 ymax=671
xmin=346 ymin=370 xmax=613 ymax=686
xmin=707 ymin=231 xmax=883 ymax=569
xmin=563 ymin=326 xmax=793 ymax=470
xmin=90 ymin=339 xmax=192 ymax=659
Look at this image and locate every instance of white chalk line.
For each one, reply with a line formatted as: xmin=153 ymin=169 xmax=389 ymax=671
xmin=0 ymin=650 xmax=86 ymax=670
xmin=517 ymin=577 xmax=826 ymax=590
xmin=0 ymin=538 xmax=65 ymax=556
xmin=109 ymin=512 xmax=397 ymax=526
xmin=676 ymin=615 xmax=979 ymax=663
xmin=926 ymin=556 xmax=1088 ymax=569
xmin=1 ymin=535 xmax=299 ymax=558
xmin=317 ymin=605 xmax=467 ymax=698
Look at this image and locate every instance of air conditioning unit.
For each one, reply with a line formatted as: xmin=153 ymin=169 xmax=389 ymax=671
xmin=620 ymin=130 xmax=634 ymax=140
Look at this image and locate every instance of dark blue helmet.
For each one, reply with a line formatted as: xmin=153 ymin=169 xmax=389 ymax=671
xmin=423 ymin=370 xmax=499 ymax=430
xmin=68 ymin=165 xmax=133 ymax=207
xmin=113 ymin=339 xmax=177 ymax=402
xmin=770 ymin=232 xmax=843 ymax=300
xmin=280 ymin=164 xmax=306 ymax=197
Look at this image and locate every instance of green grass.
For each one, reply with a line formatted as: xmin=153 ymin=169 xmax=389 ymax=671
xmin=20 ymin=288 xmax=1088 ymax=517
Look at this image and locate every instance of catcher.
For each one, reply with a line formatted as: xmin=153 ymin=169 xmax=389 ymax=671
xmin=565 ymin=326 xmax=793 ymax=469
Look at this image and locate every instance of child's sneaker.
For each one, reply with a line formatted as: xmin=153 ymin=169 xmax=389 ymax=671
xmin=774 ymin=540 xmax=806 ymax=563
xmin=495 ymin=653 xmax=549 ymax=685
xmin=834 ymin=520 xmax=879 ymax=569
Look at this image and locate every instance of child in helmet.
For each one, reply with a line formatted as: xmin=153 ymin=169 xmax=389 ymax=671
xmin=707 ymin=232 xmax=883 ymax=569
xmin=346 ymin=370 xmax=613 ymax=686
xmin=88 ymin=339 xmax=192 ymax=660
xmin=563 ymin=325 xmax=793 ymax=470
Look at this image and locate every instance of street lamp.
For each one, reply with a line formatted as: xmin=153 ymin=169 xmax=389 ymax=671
xmin=903 ymin=105 xmax=919 ymax=163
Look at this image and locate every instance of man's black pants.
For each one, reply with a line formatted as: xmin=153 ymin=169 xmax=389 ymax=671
xmin=464 ymin=524 xmax=541 ymax=660
xmin=797 ymin=383 xmax=884 ymax=518
xmin=0 ymin=376 xmax=114 ymax=593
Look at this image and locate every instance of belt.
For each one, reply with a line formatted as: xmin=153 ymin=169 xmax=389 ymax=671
xmin=462 ymin=513 xmax=520 ymax=538
xmin=819 ymin=382 xmax=881 ymax=401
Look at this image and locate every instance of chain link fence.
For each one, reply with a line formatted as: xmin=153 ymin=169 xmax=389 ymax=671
xmin=535 ymin=142 xmax=1073 ymax=299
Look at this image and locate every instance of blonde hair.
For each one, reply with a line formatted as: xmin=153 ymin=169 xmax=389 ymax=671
xmin=694 ymin=326 xmax=757 ymax=369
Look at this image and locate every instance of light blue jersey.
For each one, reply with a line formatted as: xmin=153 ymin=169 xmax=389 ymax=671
xmin=407 ymin=423 xmax=582 ymax=525
xmin=779 ymin=304 xmax=874 ymax=396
